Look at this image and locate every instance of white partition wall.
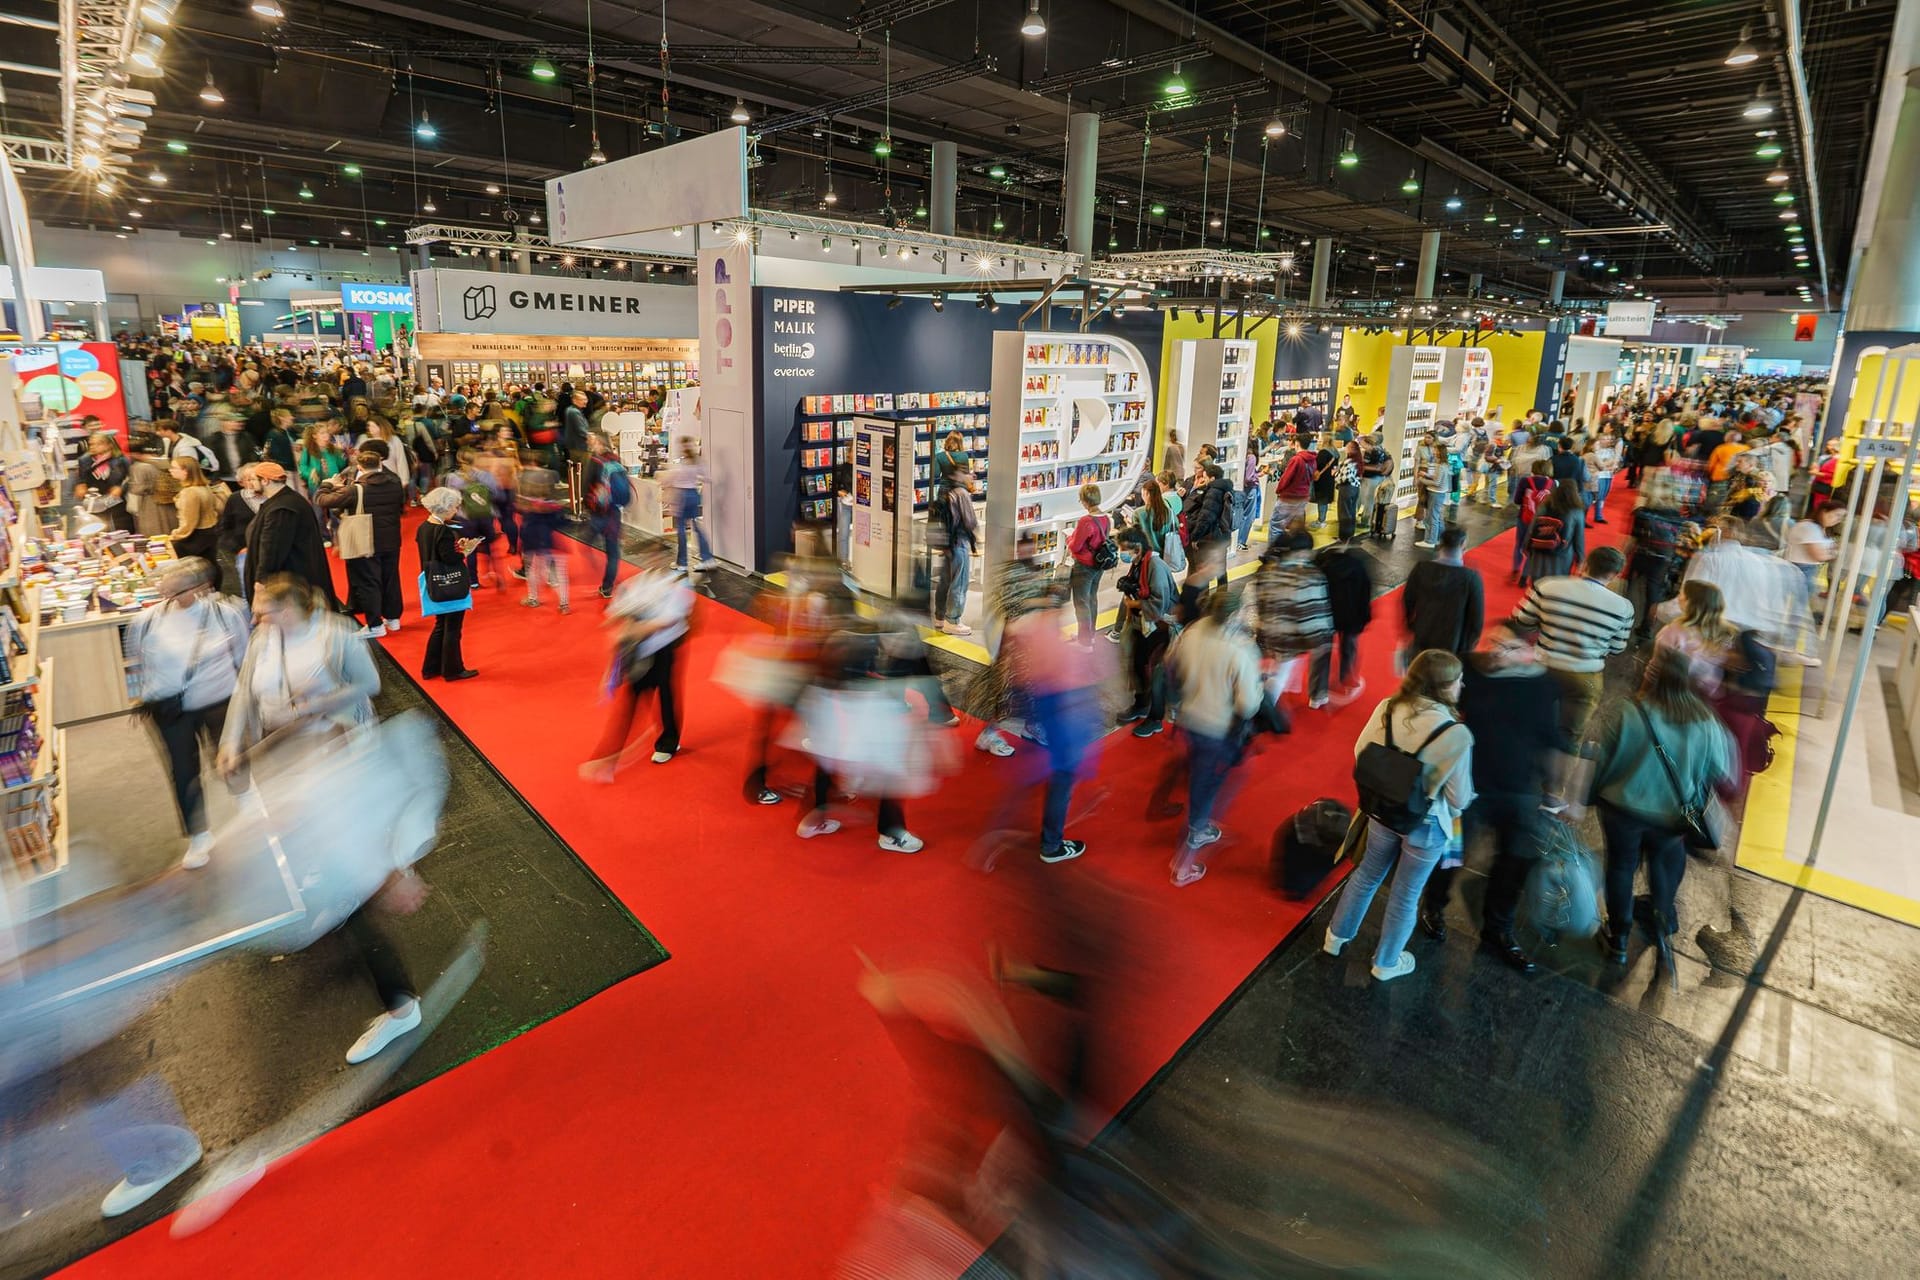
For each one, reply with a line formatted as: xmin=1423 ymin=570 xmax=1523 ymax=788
xmin=1170 ymin=338 xmax=1257 ymax=484
xmin=1383 ymin=345 xmax=1446 ymax=513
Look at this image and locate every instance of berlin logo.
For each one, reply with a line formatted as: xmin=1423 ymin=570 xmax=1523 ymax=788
xmin=772 ymin=341 xmax=814 ymax=359
xmin=462 ymin=284 xmax=498 ymax=322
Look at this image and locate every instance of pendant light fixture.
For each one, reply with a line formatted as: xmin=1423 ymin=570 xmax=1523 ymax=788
xmin=198 ymin=65 xmax=224 ymax=105
xmin=530 ymin=59 xmax=557 ymax=81
xmin=1337 ymin=131 xmax=1359 ymax=167
xmin=1163 ymin=63 xmax=1187 ymax=98
xmin=250 ymin=0 xmax=284 ymax=16
xmin=422 ymin=194 xmax=437 ymax=213
xmin=1444 ymin=189 xmax=1462 ymax=211
xmin=1265 ymin=115 xmax=1286 ymax=139
xmin=1400 ymin=168 xmax=1419 ymax=193
xmin=415 ymin=111 xmax=437 ymax=140
xmin=730 ymin=98 xmax=750 ymax=125
xmin=1742 ymin=91 xmax=1774 ymax=119
xmin=584 ymin=0 xmax=607 ymax=164
xmin=1021 ymin=1 xmax=1046 ymax=37
xmin=1724 ymin=24 xmax=1760 ymax=66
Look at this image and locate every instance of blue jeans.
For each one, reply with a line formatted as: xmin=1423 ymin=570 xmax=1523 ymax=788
xmin=1184 ymin=728 xmax=1237 ymax=839
xmin=671 ymin=488 xmax=711 ymax=567
xmin=1588 ymin=474 xmax=1613 ymax=521
xmin=1327 ymin=816 xmax=1449 ymax=969
xmin=943 ymin=540 xmax=972 ymax=624
xmin=591 ymin=510 xmax=623 ymax=591
xmin=1233 ymin=488 xmax=1258 ymax=547
xmin=1422 ymin=494 xmax=1444 ymax=544
xmin=1068 ymin=561 xmax=1099 ymax=641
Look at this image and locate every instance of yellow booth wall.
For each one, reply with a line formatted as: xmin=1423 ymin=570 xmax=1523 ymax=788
xmin=1835 ymin=351 xmax=1920 ymax=487
xmin=1332 ymin=328 xmax=1549 ymax=426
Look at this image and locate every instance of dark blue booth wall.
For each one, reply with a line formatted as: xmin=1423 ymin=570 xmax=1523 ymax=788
xmin=752 ymin=287 xmax=1163 ymax=568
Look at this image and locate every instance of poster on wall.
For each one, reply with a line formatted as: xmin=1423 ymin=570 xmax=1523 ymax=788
xmin=0 ymin=343 xmax=129 ymax=443
xmin=848 ymin=416 xmax=900 ymax=596
xmin=1793 ymin=313 xmax=1818 ymax=343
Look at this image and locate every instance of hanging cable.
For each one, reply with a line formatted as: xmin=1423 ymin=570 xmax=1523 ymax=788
xmin=1197 ymin=134 xmax=1213 ymax=251
xmin=1220 ymin=108 xmax=1236 ymax=250
xmin=1134 ymin=119 xmax=1150 ymax=249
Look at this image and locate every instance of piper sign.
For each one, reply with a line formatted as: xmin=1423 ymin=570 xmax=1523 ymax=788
xmin=340 ymin=283 xmax=415 ymax=313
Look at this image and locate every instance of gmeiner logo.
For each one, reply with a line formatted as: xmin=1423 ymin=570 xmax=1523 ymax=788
xmin=461 ymin=284 xmax=497 ymax=322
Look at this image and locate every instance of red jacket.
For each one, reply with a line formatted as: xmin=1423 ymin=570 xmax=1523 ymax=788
xmin=1068 ymin=513 xmax=1110 ymax=566
xmin=1276 ymin=450 xmax=1314 ymax=500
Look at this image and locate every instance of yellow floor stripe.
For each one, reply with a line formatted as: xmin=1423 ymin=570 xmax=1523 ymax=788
xmin=1735 ymin=664 xmax=1920 ymax=927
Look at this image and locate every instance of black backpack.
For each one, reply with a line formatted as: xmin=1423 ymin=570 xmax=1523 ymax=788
xmin=1088 ymin=518 xmax=1119 ymax=570
xmin=1353 ymin=710 xmax=1461 ymax=835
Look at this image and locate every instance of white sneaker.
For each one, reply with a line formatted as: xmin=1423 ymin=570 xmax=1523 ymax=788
xmin=797 ymin=811 xmax=841 ymax=839
xmin=1308 ymin=694 xmax=1330 ymax=710
xmin=384 ymin=618 xmax=401 ymax=632
xmin=1413 ymin=540 xmax=1437 ymax=550
xmin=99 ymin=1131 xmax=204 ymax=1218
xmin=879 ymin=830 xmax=925 ymax=854
xmin=345 ymin=999 xmax=422 ymax=1064
xmin=181 ymin=832 xmax=214 ymax=870
xmin=940 ymin=620 xmax=973 ymax=636
xmin=1185 ymin=822 xmax=1223 ymax=849
xmin=1371 ymin=951 xmax=1417 ymax=982
xmin=355 ymin=623 xmax=387 ymax=639
xmin=976 ymin=729 xmax=1015 ymax=757
xmin=696 ymin=559 xmax=719 ymax=571
xmin=1323 ymin=928 xmax=1351 ymax=957
xmin=650 ymin=750 xmax=675 ymax=764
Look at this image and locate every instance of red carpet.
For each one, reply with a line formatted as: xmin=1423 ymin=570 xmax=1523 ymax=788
xmin=62 ymin=487 xmax=1634 ymax=1279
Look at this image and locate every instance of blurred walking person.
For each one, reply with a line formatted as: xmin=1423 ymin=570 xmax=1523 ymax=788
xmin=664 ymin=435 xmax=716 ymax=571
xmin=581 ymin=546 xmax=695 ymax=779
xmin=128 ymin=557 xmax=252 ymax=869
xmin=1166 ymin=588 xmax=1264 ymax=886
xmin=1065 ymin=483 xmax=1114 ymax=645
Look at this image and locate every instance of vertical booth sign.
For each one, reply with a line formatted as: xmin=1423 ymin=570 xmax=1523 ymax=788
xmin=698 ymin=244 xmax=755 ymax=568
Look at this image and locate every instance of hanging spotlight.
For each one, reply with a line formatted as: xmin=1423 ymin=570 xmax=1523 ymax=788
xmin=823 ymin=185 xmax=838 ymax=205
xmin=240 ymin=219 xmax=253 ymax=230
xmin=873 ymin=135 xmax=893 ymax=157
xmin=1163 ymin=63 xmax=1188 ymax=98
xmin=1483 ymin=203 xmax=1497 ymax=222
xmin=1773 ymin=191 xmax=1795 ymax=204
xmin=1725 ymin=24 xmax=1760 ymax=66
xmin=530 ymin=59 xmax=557 ymax=81
xmin=485 ymin=182 xmax=501 ymax=195
xmin=416 ymin=111 xmax=438 ymax=140
xmin=822 ymin=237 xmax=832 ymax=252
xmin=250 ymin=0 xmax=284 ymax=17
xmin=1337 ymin=131 xmax=1359 ymax=168
xmin=297 ymin=182 xmax=313 ymax=198
xmin=1766 ymin=169 xmax=1790 ymax=184
xmin=1208 ymin=215 xmax=1222 ymax=228
xmin=1265 ymin=115 xmax=1287 ymax=139
xmin=1742 ymin=91 xmax=1775 ymax=119
xmin=149 ymin=168 xmax=168 ymax=184
xmin=1021 ymin=0 xmax=1047 ymax=37
xmin=140 ymin=0 xmax=177 ymax=24
xmin=731 ymin=98 xmax=750 ymax=125
xmin=913 ymin=200 xmax=927 ymax=219
xmin=1536 ymin=235 xmax=1552 ymax=245
xmin=1400 ymin=168 xmax=1419 ymax=194
xmin=587 ymin=135 xmax=607 ymax=165
xmin=988 ymin=163 xmax=1007 ymax=180
xmin=198 ymin=67 xmax=224 ymax=105
xmin=342 ymin=164 xmax=362 ymax=176
xmin=931 ymin=293 xmax=945 ymax=312
xmin=1149 ymin=201 xmax=1166 ymax=216
xmin=129 ymin=34 xmax=166 ymax=75
xmin=1756 ymin=142 xmax=1783 ymax=158
xmin=988 ymin=294 xmax=1001 ymax=313
xmin=1444 ymin=191 xmax=1462 ymax=211
xmin=166 ymin=140 xmax=189 ymax=154
xmin=422 ymin=195 xmax=437 ymax=213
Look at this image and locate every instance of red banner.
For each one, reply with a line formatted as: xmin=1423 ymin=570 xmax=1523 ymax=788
xmin=1793 ymin=313 xmax=1818 ymax=342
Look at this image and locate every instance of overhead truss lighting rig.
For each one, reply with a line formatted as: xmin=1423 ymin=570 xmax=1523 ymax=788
xmin=404 ymin=222 xmax=694 ymax=268
xmin=753 ymin=56 xmax=997 ymax=137
xmin=846 ymin=0 xmax=961 ymax=35
xmin=276 ymin=38 xmax=880 ymax=66
xmin=1024 ymin=42 xmax=1213 ymax=95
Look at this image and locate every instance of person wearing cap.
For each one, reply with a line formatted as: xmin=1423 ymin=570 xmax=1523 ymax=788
xmin=242 ymin=461 xmax=338 ymax=609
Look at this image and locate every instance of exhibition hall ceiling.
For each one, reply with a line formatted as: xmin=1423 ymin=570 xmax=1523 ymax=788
xmin=0 ymin=0 xmax=1894 ymax=306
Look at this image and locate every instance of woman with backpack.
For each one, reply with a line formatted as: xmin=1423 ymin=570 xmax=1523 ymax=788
xmin=1521 ymin=479 xmax=1587 ymax=587
xmin=1065 ymin=483 xmax=1113 ymax=647
xmin=1324 ymin=649 xmax=1475 ymax=981
xmin=1510 ymin=459 xmax=1556 ymax=582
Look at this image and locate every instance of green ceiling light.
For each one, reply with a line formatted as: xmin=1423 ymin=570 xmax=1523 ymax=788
xmin=297 ymin=183 xmax=314 ymax=199
xmin=1108 ymin=232 xmax=1119 ymax=248
xmin=913 ymin=201 xmax=927 ymax=218
xmin=1788 ymin=235 xmax=1805 ymax=244
xmin=1164 ymin=62 xmax=1188 ymax=98
xmin=1337 ymin=130 xmax=1359 ymax=168
xmin=1150 ymin=201 xmax=1167 ymax=216
xmin=374 ymin=218 xmax=388 ymax=227
xmin=1482 ymin=203 xmax=1497 ymax=223
xmin=1259 ymin=226 xmax=1272 ymax=238
xmin=988 ymin=163 xmax=1007 ymax=180
xmin=343 ymin=164 xmax=362 ymax=176
xmin=873 ymin=134 xmax=893 ymax=157
xmin=1400 ymin=169 xmax=1419 ymax=194
xmin=261 ymin=206 xmax=276 ymax=215
xmin=1536 ymin=235 xmax=1552 ymax=245
xmin=1756 ymin=143 xmax=1782 ymax=158
xmin=530 ymin=59 xmax=557 ymax=81
xmin=166 ymin=140 xmax=188 ymax=153
xmin=1785 ymin=223 xmax=1802 ymax=233
xmin=1773 ymin=191 xmax=1794 ymax=204
xmin=1606 ymin=265 xmax=1620 ymax=273
xmin=992 ymin=211 xmax=1005 ymax=231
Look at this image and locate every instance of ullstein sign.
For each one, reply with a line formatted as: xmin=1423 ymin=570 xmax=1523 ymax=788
xmin=412 ymin=267 xmax=697 ymax=339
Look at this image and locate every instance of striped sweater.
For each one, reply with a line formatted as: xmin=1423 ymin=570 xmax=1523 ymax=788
xmin=1511 ymin=576 xmax=1634 ymax=673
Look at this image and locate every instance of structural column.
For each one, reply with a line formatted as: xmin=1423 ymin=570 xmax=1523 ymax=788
xmin=1468 ymin=271 xmax=1483 ymax=296
xmin=1848 ymin=67 xmax=1920 ymax=331
xmin=930 ymin=141 xmax=957 ymax=237
xmin=1548 ymin=269 xmax=1566 ymax=305
xmin=1308 ymin=236 xmax=1333 ymax=307
xmin=415 ymin=244 xmax=432 ymax=272
xmin=1065 ymin=114 xmax=1099 ymax=262
xmin=514 ymin=227 xmax=534 ymax=274
xmin=1414 ymin=229 xmax=1441 ymax=299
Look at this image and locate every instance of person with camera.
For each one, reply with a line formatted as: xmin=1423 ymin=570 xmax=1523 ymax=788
xmin=127 ymin=557 xmax=253 ymax=869
xmin=1113 ymin=525 xmax=1178 ymax=737
xmin=418 ymin=486 xmax=482 ymax=681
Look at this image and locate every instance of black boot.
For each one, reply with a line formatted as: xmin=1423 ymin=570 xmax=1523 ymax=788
xmin=1418 ymin=905 xmax=1448 ymax=942
xmin=1479 ymin=932 xmax=1538 ymax=974
xmin=1602 ymin=929 xmax=1629 ymax=966
xmin=1419 ymin=868 xmax=1456 ymax=941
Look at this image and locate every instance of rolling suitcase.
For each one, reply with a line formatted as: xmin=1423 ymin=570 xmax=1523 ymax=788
xmin=1371 ymin=496 xmax=1398 ymax=542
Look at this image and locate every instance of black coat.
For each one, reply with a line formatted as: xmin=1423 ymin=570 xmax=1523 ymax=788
xmin=244 ymin=485 xmax=338 ymax=605
xmin=315 ymin=468 xmax=406 ymax=554
xmin=1314 ymin=544 xmax=1375 ymax=634
xmin=1186 ymin=477 xmax=1234 ymax=545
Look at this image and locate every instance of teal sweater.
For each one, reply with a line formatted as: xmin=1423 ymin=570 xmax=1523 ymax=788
xmin=1591 ymin=701 xmax=1735 ymax=827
